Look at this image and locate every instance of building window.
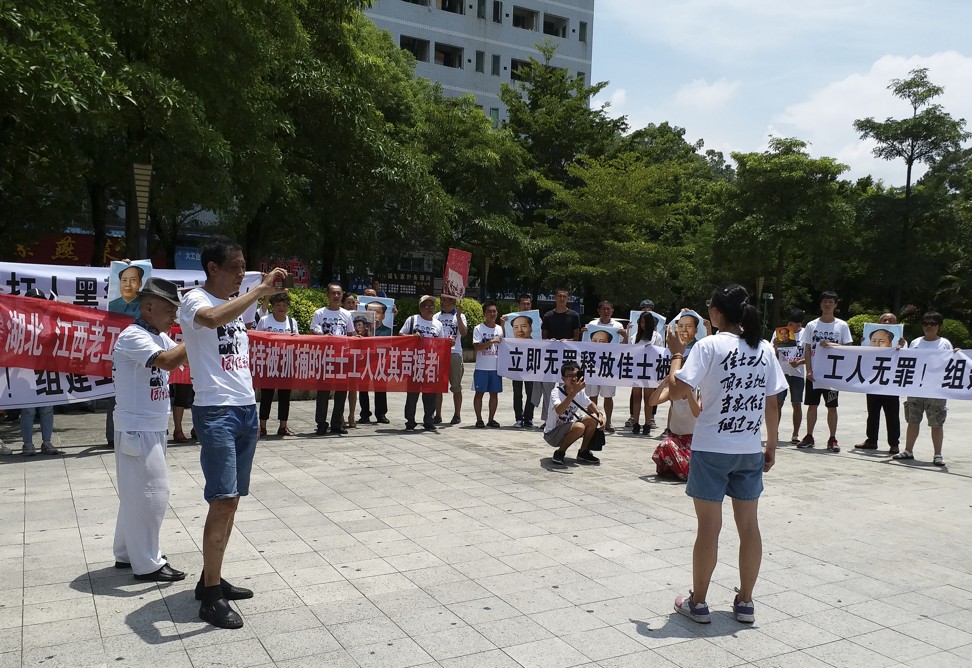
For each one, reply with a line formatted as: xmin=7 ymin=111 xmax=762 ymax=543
xmin=512 ymin=6 xmax=538 ymax=30
xmin=542 ymin=13 xmax=568 ymax=38
xmin=510 ymin=58 xmax=529 ymax=81
xmin=489 ymin=108 xmax=500 ymax=128
xmin=491 ymin=54 xmax=501 ymax=76
xmin=434 ymin=42 xmax=463 ymax=68
xmin=477 ymin=0 xmax=486 ymax=18
xmin=492 ymin=1 xmax=502 ymax=23
xmin=475 ymin=51 xmax=485 ymax=73
xmin=436 ymin=0 xmax=463 ymax=14
xmin=402 ymin=0 xmax=430 ymax=5
xmin=400 ymin=35 xmax=430 ymax=62
xmin=579 ymin=21 xmax=588 ymax=43
xmin=577 ymin=71 xmax=585 ymax=86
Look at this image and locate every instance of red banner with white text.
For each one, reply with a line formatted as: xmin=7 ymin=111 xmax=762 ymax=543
xmin=0 ymin=294 xmax=133 ymax=377
xmin=1 ymin=295 xmax=450 ymax=393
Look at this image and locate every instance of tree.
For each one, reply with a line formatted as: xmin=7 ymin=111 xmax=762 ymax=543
xmin=714 ymin=137 xmax=853 ymax=325
xmin=853 ymin=67 xmax=970 ymax=309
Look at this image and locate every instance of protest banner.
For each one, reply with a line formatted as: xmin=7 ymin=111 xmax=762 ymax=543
xmin=258 ymin=258 xmax=310 ymax=288
xmin=0 ymin=261 xmax=262 ymax=310
xmin=442 ymin=248 xmax=472 ymax=299
xmin=815 ymin=346 xmax=972 ymax=400
xmin=0 ymin=368 xmax=115 ymax=409
xmin=498 ymin=339 xmax=670 ymax=388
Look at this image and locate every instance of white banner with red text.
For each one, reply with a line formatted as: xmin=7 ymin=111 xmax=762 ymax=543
xmin=813 ymin=346 xmax=972 ymax=400
xmin=497 ymin=339 xmax=670 ymax=387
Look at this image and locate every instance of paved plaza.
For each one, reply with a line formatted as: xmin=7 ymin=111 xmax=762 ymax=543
xmin=2 ymin=373 xmax=971 ymax=667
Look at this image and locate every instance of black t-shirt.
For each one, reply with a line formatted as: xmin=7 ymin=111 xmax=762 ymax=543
xmin=542 ymin=309 xmax=580 ymax=340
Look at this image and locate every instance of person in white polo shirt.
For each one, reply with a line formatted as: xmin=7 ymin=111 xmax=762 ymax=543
xmin=111 ymin=278 xmax=188 ymax=582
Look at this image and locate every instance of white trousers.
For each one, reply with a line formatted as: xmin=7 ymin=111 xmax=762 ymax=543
xmin=112 ymin=430 xmax=169 ymax=575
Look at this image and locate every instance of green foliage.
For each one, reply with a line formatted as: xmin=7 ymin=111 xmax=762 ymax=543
xmin=937 ymin=319 xmax=969 ymax=348
xmin=287 ymin=289 xmax=326 ymax=333
xmin=847 ymin=314 xmax=881 ymax=343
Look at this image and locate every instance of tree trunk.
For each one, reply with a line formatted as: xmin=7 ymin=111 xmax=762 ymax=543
xmin=124 ymin=178 xmax=140 ymax=259
xmin=772 ymin=245 xmax=784 ymax=326
xmin=88 ymin=181 xmax=108 ymax=267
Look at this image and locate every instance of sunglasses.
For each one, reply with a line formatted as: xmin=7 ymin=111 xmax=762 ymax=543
xmin=922 ymin=321 xmax=939 ymax=326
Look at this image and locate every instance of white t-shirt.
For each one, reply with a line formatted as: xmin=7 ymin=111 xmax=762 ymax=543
xmin=179 ymin=288 xmax=254 ymax=407
xmin=256 ymin=313 xmax=298 ymax=334
xmin=801 ymin=318 xmax=852 ymax=368
xmin=777 ymin=327 xmax=804 ymax=378
xmin=435 ymin=311 xmax=467 ymax=354
xmin=631 ymin=330 xmax=664 ymax=347
xmin=400 ymin=315 xmax=444 ymax=338
xmin=112 ymin=323 xmax=177 ymax=432
xmin=544 ymin=385 xmax=593 ymax=434
xmin=910 ymin=336 xmax=952 ymax=350
xmin=675 ymin=332 xmax=788 ymax=455
xmin=310 ymin=307 xmax=354 ymax=336
xmin=473 ymin=323 xmax=503 ymax=370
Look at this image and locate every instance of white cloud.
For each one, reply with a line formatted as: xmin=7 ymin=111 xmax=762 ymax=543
xmin=674 ymin=78 xmax=740 ymax=110
xmin=775 ymin=51 xmax=972 ymax=183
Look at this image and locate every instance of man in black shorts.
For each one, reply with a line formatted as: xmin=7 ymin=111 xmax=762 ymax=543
xmin=798 ymin=292 xmax=852 ymax=452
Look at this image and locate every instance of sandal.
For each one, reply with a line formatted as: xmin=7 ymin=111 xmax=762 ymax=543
xmin=173 ymin=431 xmax=188 ymax=443
xmin=790 ymin=437 xmax=800 ymax=445
xmin=933 ymin=454 xmax=945 ymax=467
xmin=259 ymin=426 xmax=268 ymax=437
xmin=277 ymin=427 xmax=295 ymax=436
xmin=892 ymin=450 xmax=914 ymax=460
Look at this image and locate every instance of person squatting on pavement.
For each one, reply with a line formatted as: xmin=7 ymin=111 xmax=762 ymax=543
xmin=180 ymin=236 xmax=288 ymax=629
xmin=111 ymin=278 xmax=188 ymax=581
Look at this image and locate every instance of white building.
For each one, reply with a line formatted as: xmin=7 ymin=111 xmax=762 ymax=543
xmin=365 ymin=0 xmax=594 ymax=125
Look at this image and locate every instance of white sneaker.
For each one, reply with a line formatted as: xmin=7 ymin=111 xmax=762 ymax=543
xmin=0 ymin=441 xmax=11 ymax=455
xmin=22 ymin=443 xmax=36 ymax=456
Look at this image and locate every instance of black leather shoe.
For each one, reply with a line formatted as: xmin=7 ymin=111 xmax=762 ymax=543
xmin=330 ymin=426 xmax=348 ymax=435
xmin=195 ymin=577 xmax=254 ymax=601
xmin=199 ymin=597 xmax=243 ymax=629
xmin=376 ymin=416 xmax=390 ymax=424
xmin=134 ymin=563 xmax=186 ymax=582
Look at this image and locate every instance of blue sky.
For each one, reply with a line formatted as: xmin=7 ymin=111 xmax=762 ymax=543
xmin=590 ymin=0 xmax=972 ymax=185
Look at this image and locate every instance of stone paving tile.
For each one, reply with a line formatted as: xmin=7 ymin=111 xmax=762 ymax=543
xmin=3 ymin=387 xmax=972 ymax=666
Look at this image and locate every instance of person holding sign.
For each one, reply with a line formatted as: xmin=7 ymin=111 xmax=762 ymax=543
xmin=179 ymin=237 xmax=288 ymax=629
xmin=111 ymin=278 xmax=188 ymax=582
xmin=894 ymin=312 xmax=953 ymax=467
xmin=667 ymin=284 xmax=786 ymax=626
xmin=798 ymin=291 xmax=852 ymax=452
xmin=584 ymin=301 xmax=627 ymax=433
xmin=255 ymin=293 xmax=299 ymax=437
xmin=310 ymin=283 xmax=355 ymax=436
xmin=472 ymin=301 xmax=504 ymax=428
xmin=540 ymin=288 xmax=581 ymax=423
xmin=435 ymin=295 xmax=468 ymax=425
xmin=856 ymin=313 xmax=902 ymax=453
xmin=630 ymin=311 xmax=664 ymax=436
xmin=501 ymin=294 xmax=539 ymax=428
xmin=401 ymin=295 xmax=448 ymax=432
xmin=773 ymin=310 xmax=806 ymax=445
xmin=19 ymin=288 xmax=63 ymax=456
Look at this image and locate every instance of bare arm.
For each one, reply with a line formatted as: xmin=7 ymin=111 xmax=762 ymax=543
xmin=456 ymin=310 xmax=468 ymax=337
xmin=152 ymin=343 xmax=188 ymax=371
xmin=764 ymin=393 xmax=779 ymax=471
xmin=193 ymin=268 xmax=286 ymax=330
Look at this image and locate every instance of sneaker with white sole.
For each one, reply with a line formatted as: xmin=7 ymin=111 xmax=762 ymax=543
xmin=0 ymin=441 xmax=11 ymax=456
xmin=733 ymin=594 xmax=755 ymax=623
xmin=22 ymin=443 xmax=36 ymax=456
xmin=513 ymin=420 xmax=524 ymax=428
xmin=674 ymin=593 xmax=710 ymax=623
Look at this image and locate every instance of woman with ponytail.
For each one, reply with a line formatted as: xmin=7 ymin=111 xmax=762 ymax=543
xmin=665 ymin=284 xmax=787 ymax=625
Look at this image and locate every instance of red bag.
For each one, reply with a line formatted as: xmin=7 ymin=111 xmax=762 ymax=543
xmin=652 ymin=433 xmax=693 ymax=481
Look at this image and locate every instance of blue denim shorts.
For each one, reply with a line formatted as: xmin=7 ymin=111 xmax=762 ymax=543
xmin=193 ymin=404 xmax=258 ymax=503
xmin=686 ymin=450 xmax=764 ymax=502
xmin=473 ymin=369 xmax=503 ymax=393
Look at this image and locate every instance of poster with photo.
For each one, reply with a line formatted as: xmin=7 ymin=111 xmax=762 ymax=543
xmin=582 ymin=324 xmax=621 ymax=343
xmin=775 ymin=325 xmax=797 ymax=345
xmin=352 ymin=310 xmax=376 ymax=338
xmin=669 ymin=310 xmax=708 ymax=343
xmin=107 ymin=260 xmax=153 ymax=318
xmin=357 ymin=297 xmax=395 ymax=336
xmin=862 ymin=323 xmax=903 ymax=348
xmin=503 ymin=310 xmax=541 ymax=340
xmin=627 ymin=310 xmax=666 ymax=342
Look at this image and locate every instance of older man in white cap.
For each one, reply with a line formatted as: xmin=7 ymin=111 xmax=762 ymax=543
xmin=111 ymin=277 xmax=189 ymax=582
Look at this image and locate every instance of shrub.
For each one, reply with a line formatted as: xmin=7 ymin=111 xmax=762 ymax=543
xmin=288 ymin=288 xmax=328 ymax=333
xmin=847 ymin=314 xmax=880 ymax=343
xmin=939 ymin=319 xmax=969 ymax=348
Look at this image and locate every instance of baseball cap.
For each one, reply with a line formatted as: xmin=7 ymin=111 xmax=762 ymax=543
xmin=639 ymin=299 xmax=654 ymax=309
